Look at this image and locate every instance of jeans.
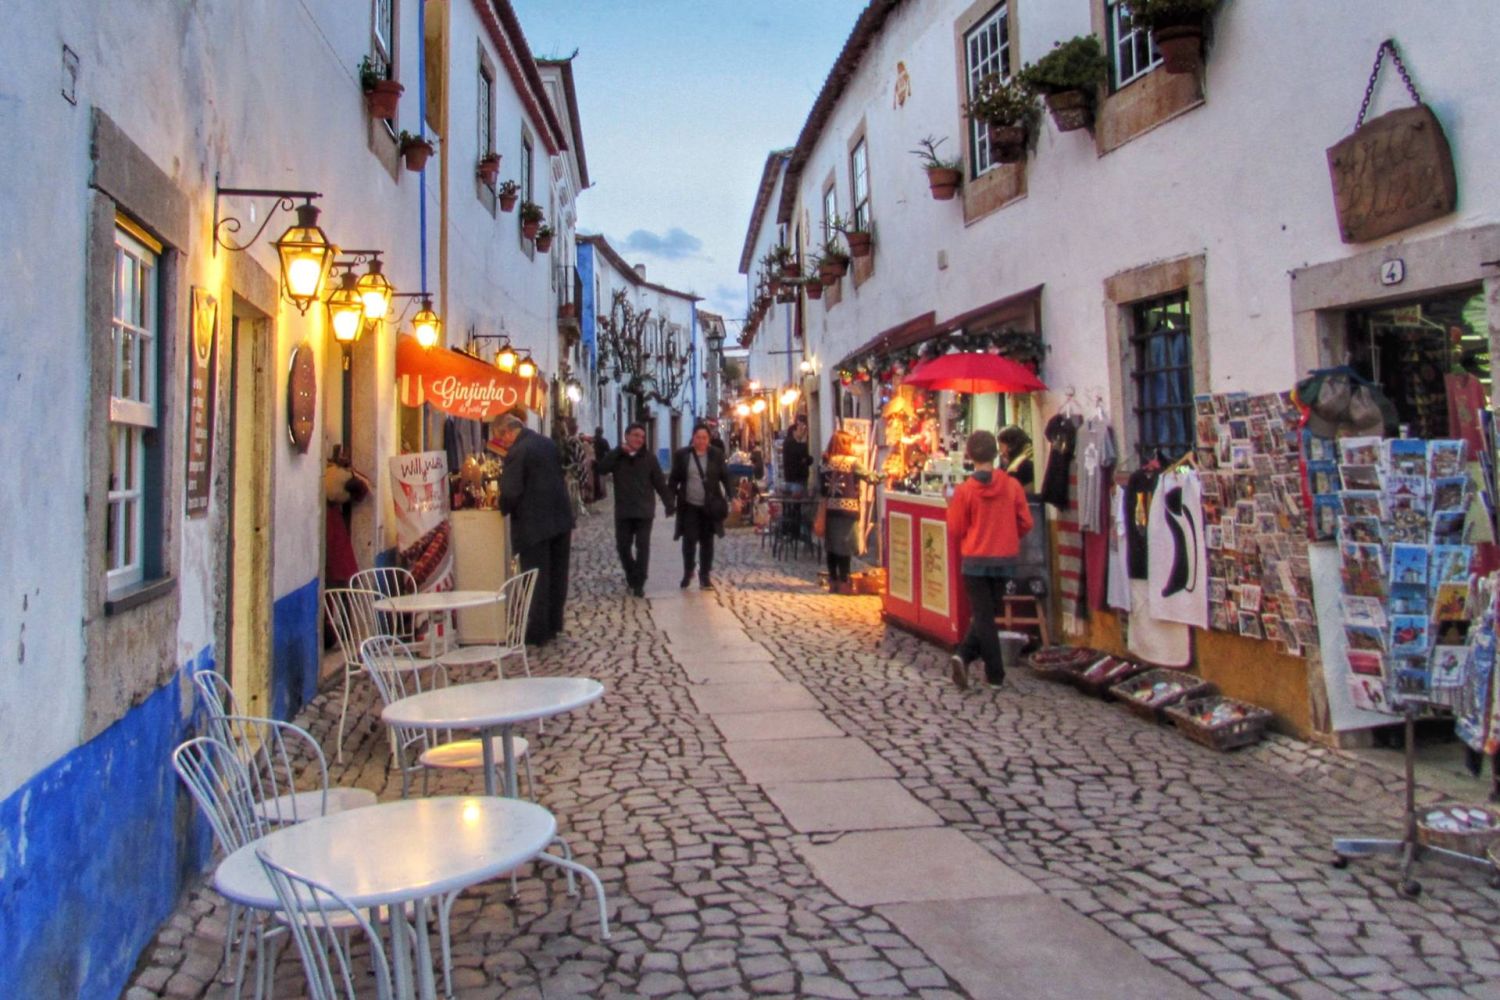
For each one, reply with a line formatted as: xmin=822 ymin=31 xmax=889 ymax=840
xmin=615 ymin=517 xmax=653 ymax=588
xmin=959 ymin=573 xmax=1006 ymax=684
xmin=680 ymin=504 xmax=715 ymax=581
xmin=517 ymin=532 xmax=572 ymax=645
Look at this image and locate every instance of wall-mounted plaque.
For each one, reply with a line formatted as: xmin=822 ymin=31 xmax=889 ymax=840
xmin=1327 ymin=108 xmax=1455 ymax=244
xmin=184 ymin=288 xmax=217 ymax=516
xmin=286 ymin=343 xmax=316 ymax=453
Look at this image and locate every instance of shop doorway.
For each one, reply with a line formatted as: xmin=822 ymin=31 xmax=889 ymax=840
xmin=225 ymin=306 xmax=274 ymax=716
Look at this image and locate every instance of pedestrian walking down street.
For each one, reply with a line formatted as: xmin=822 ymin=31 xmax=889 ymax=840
xmin=495 ymin=410 xmax=575 ymax=645
xmin=819 ymin=429 xmax=877 ymax=594
xmin=946 ymin=430 xmax=1034 ymax=690
xmin=597 ymin=422 xmax=675 ymax=597
xmin=670 ymin=424 xmax=730 ymax=591
xmin=591 ymin=426 xmax=610 ymax=500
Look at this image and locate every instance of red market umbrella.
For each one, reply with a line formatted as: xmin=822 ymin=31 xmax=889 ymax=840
xmin=901 ymin=352 xmax=1047 ymax=394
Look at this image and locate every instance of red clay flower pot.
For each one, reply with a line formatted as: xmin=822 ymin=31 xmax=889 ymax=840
xmin=522 ymin=219 xmax=540 ymax=239
xmin=1043 ymin=90 xmax=1093 ymax=132
xmin=477 ymin=154 xmax=502 ymax=185
xmin=499 ymin=192 xmax=519 ymax=212
xmin=1152 ymin=24 xmax=1204 ymax=74
xmin=534 ymin=233 xmax=554 ymax=253
xmin=926 ymin=166 xmax=961 ymax=200
xmin=364 ymin=79 xmax=404 ymax=119
xmin=845 ymin=232 xmax=872 ymax=258
xmin=401 ymin=139 xmax=434 ymax=172
xmin=806 ymin=282 xmax=824 ymax=300
xmin=988 ymin=124 xmax=1027 ymax=163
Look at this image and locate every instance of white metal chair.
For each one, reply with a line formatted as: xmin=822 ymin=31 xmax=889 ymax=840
xmin=256 ymin=848 xmax=395 ymax=1000
xmin=325 ymin=587 xmax=400 ymax=763
xmin=360 ymin=635 xmax=534 ymax=800
xmin=436 ymin=569 xmax=538 ymax=682
xmin=349 ymin=567 xmax=423 ymax=647
xmin=220 ymin=714 xmax=379 ymax=825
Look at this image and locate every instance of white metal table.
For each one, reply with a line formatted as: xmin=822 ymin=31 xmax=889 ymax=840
xmin=382 ymin=677 xmax=604 ymax=798
xmin=373 ymin=589 xmax=505 ymax=656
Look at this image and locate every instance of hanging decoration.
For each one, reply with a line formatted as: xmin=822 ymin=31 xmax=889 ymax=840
xmin=834 ymin=327 xmax=1045 ymax=386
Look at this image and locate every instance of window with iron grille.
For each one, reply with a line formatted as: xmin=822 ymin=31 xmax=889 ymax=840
xmin=108 ymin=221 xmax=160 ymax=594
xmin=849 ymin=139 xmax=870 ymax=231
xmin=1108 ymin=1 xmax=1161 ymax=88
xmin=478 ymin=66 xmax=494 ymax=160
xmin=964 ymin=4 xmax=1009 ymax=178
xmin=1129 ymin=291 xmax=1193 ymax=461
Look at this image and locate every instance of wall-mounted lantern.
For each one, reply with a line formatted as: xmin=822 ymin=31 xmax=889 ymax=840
xmin=213 ymin=178 xmax=338 ymax=314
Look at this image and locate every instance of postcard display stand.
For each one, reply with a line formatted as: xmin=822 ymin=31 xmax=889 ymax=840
xmin=1327 ymin=436 xmax=1496 ymax=894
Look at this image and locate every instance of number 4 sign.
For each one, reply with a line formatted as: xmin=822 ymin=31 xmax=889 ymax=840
xmin=1379 ymin=259 xmax=1405 ymax=286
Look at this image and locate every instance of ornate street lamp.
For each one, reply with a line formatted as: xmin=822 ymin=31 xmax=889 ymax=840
xmin=411 ymin=296 xmax=442 ymax=348
xmin=355 ymin=254 xmax=394 ymax=321
xmin=213 ymin=179 xmax=338 ymax=314
xmin=326 ymin=267 xmax=365 ymax=347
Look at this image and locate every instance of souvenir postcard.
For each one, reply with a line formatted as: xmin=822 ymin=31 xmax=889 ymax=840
xmin=1342 ymin=595 xmax=1386 ymax=628
xmin=1220 ymin=519 xmax=1238 ymax=550
xmin=1384 ymin=475 xmax=1430 ymax=501
xmin=1338 ymin=516 xmax=1383 ymax=544
xmin=1227 ymin=393 xmax=1250 ymax=419
xmin=1346 ymin=649 xmax=1386 ymax=677
xmin=1205 ymin=524 xmax=1222 ymax=550
xmin=1251 ymin=454 xmax=1277 ymax=477
xmin=1433 ymin=581 xmax=1469 ymax=621
xmin=1430 ymin=646 xmax=1468 ymax=688
xmin=1339 ymin=463 xmax=1381 ymax=490
xmin=1230 ymin=443 xmax=1254 ymax=472
xmin=1385 ymin=438 xmax=1428 ymax=477
xmin=1392 ymin=662 xmax=1432 ymax=701
xmin=1236 ymin=500 xmax=1258 ymax=526
xmin=1238 ymin=584 xmax=1263 ymax=611
xmin=1313 ymin=496 xmax=1340 ymax=540
xmin=1227 ymin=418 xmax=1250 ymax=441
xmin=1254 ymin=512 xmax=1280 ymax=536
xmin=1237 ymin=611 xmax=1264 ymax=639
xmin=1348 ymin=675 xmax=1388 ymax=713
xmin=1431 ymin=476 xmax=1468 ymax=512
xmin=1387 ymin=582 xmax=1427 ymax=616
xmin=1304 ymin=433 xmax=1335 ymax=463
xmin=1308 ymin=463 xmax=1339 ymax=495
xmin=1340 ymin=491 xmax=1384 ymax=519
xmin=1428 ymin=440 xmax=1465 ymax=478
xmin=1292 ymin=597 xmax=1316 ymax=623
xmin=1433 ymin=619 xmax=1470 ymax=647
xmin=1262 ymin=615 xmax=1283 ymax=643
xmin=1281 ymin=630 xmax=1303 ymax=657
xmin=1388 ymin=496 xmax=1430 ymax=544
xmin=1293 ymin=620 xmax=1321 ymax=650
xmin=1344 ymin=624 xmax=1387 ymax=653
xmin=1388 ymin=544 xmax=1429 ymax=589
xmin=1339 ymin=542 xmax=1385 ymax=597
xmin=1210 ymin=601 xmax=1233 ymax=631
xmin=1254 ymin=493 xmax=1279 ymax=514
xmin=1429 ymin=545 xmax=1473 ymax=585
xmin=1196 ymin=416 xmax=1219 ymax=447
xmin=1431 ymin=510 xmax=1467 ymax=541
xmin=1389 ymin=614 xmax=1430 ymax=656
xmin=1208 ymin=577 xmax=1227 ymax=602
xmin=1194 ymin=393 xmax=1216 ymax=417
xmin=1339 ymin=436 xmax=1382 ymax=466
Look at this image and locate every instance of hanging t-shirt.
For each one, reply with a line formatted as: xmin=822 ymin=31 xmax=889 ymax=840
xmin=1147 ymin=469 xmax=1209 ymax=629
xmin=1077 ymin=418 xmax=1117 ymax=534
xmin=1124 ymin=466 xmax=1160 ymax=580
xmin=1039 ymin=413 xmax=1080 ymax=510
xmin=1128 ymin=579 xmax=1192 ymax=666
xmin=1108 ymin=484 xmax=1132 ymax=612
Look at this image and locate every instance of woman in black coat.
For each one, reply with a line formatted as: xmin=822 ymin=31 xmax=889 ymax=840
xmin=669 ymin=424 xmax=731 ymax=590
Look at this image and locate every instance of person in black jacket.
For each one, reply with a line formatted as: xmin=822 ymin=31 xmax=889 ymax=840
xmin=669 ymin=424 xmax=731 ymax=591
xmin=782 ymin=418 xmax=813 ymax=496
xmin=591 ymin=426 xmax=610 ymax=501
xmin=496 ymin=411 xmax=575 ymax=645
xmin=597 ymin=422 xmax=675 ymax=597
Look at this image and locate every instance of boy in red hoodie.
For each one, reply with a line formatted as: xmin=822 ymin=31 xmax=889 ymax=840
xmin=946 ymin=430 xmax=1035 ymax=689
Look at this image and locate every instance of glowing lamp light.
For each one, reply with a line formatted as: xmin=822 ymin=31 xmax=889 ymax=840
xmin=326 ymin=270 xmax=364 ymax=345
xmin=751 ymin=398 xmax=767 ymax=414
xmin=565 ymin=383 xmax=582 ymax=403
xmin=496 ymin=347 xmax=518 ymax=372
xmin=780 ymin=387 xmax=801 ymax=406
xmin=735 ymin=402 xmax=751 ymax=417
xmin=517 ymin=358 xmax=537 ymax=379
xmin=356 ymin=257 xmax=393 ymax=320
xmin=747 ymin=380 xmax=761 ymax=392
xmin=412 ymin=297 xmax=442 ymax=349
xmin=273 ymin=202 xmax=337 ymax=314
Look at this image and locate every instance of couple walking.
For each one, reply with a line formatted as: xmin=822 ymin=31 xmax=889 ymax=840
xmin=598 ymin=423 xmax=728 ymax=596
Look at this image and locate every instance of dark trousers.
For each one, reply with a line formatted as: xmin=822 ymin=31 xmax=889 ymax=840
xmin=959 ymin=573 xmax=1005 ymax=683
xmin=826 ymin=551 xmax=851 ymax=581
xmin=517 ymin=532 xmax=572 ymax=644
xmin=679 ymin=504 xmax=715 ymax=581
xmin=615 ymin=517 xmax=653 ymax=588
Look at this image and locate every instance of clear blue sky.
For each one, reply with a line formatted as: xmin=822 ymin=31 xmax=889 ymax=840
xmin=510 ymin=0 xmax=870 ymax=324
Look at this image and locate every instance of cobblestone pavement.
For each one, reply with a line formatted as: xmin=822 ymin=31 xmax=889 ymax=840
xmin=128 ymin=502 xmax=1500 ymax=999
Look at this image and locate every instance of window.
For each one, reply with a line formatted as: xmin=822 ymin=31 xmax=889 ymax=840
xmin=1129 ymin=291 xmax=1192 ymax=461
xmin=849 ymin=139 xmax=870 ymax=231
xmin=372 ymin=0 xmax=395 ymax=78
xmin=1108 ymin=1 xmax=1160 ymax=88
xmin=107 ymin=220 xmax=160 ymax=595
xmin=521 ymin=135 xmax=533 ymax=202
xmin=821 ymin=185 xmax=837 ymax=241
xmin=964 ymin=3 xmax=1010 ymax=177
xmin=478 ymin=66 xmax=494 ymax=159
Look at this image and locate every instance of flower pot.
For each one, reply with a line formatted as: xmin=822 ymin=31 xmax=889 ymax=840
xmin=401 ymin=140 xmax=434 ymax=172
xmin=805 ymin=282 xmax=824 ymax=300
xmin=1152 ymin=24 xmax=1204 ymax=74
xmin=558 ymin=302 xmax=577 ymax=319
xmin=364 ymin=79 xmax=404 ymax=119
xmin=925 ymin=166 xmax=961 ymax=200
xmin=781 ymin=262 xmax=800 ymax=280
xmin=819 ymin=263 xmax=842 ymax=286
xmin=1043 ymin=90 xmax=1093 ymax=132
xmin=534 ymin=233 xmax=554 ymax=252
xmin=845 ymin=231 xmax=873 ymax=258
xmin=775 ymin=288 xmax=797 ymax=304
xmin=522 ymin=219 xmax=540 ymax=239
xmin=499 ymin=192 xmax=519 ymax=212
xmin=987 ymin=123 xmax=1027 ymax=163
xmin=477 ymin=154 xmax=502 ymax=185
xmin=825 ymin=256 xmax=850 ymax=278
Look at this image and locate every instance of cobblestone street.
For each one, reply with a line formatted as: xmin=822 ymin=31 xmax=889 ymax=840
xmin=129 ymin=504 xmax=1500 ymax=1000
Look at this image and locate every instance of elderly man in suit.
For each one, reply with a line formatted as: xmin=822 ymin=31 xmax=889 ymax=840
xmin=495 ymin=410 xmax=575 ymax=645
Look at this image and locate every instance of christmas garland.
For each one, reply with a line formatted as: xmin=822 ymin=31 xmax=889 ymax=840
xmin=834 ymin=327 xmax=1046 ymax=385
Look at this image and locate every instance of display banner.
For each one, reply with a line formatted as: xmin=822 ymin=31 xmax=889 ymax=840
xmin=389 ymin=450 xmax=453 ymax=592
xmin=185 ymin=288 xmax=217 ymax=516
xmin=843 ymin=417 xmax=876 ymax=556
xmin=396 ymin=335 xmax=546 ymax=420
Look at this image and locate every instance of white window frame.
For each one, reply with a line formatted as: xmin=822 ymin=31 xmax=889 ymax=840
xmin=964 ymin=3 xmax=1010 ymax=178
xmin=478 ymin=65 xmax=494 ymax=159
xmin=1108 ymin=1 xmax=1161 ymax=89
xmin=372 ymin=0 xmax=395 ymax=78
xmin=850 ymin=140 xmax=870 ymax=231
xmin=822 ymin=185 xmax=837 ymax=242
xmin=108 ymin=221 xmax=159 ymax=595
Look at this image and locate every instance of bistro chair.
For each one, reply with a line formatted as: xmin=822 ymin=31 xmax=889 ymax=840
xmin=436 ymin=568 xmax=537 ymax=681
xmin=256 ymin=848 xmax=395 ymax=1000
xmin=360 ymin=635 xmax=534 ymax=801
xmin=325 ymin=587 xmax=406 ymax=763
xmin=348 ymin=567 xmax=423 ymax=646
xmin=218 ymin=714 xmax=378 ymax=826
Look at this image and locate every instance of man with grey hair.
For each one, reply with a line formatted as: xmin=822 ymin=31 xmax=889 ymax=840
xmin=495 ymin=409 xmax=575 ymax=645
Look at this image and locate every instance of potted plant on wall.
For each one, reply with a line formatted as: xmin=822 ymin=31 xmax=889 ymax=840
xmin=477 ymin=151 xmax=502 ymax=186
xmin=1019 ymin=35 xmax=1108 ymax=132
xmin=496 ymin=179 xmax=520 ymax=212
xmin=964 ymin=73 xmax=1040 ymax=163
xmin=911 ymin=136 xmax=962 ymax=200
xmin=533 ymin=224 xmax=554 ymax=253
xmin=519 ymin=201 xmax=544 ymax=239
xmin=397 ymin=131 xmax=436 ymax=172
xmin=772 ymin=244 xmax=798 ymax=279
xmin=818 ymin=238 xmax=850 ymax=283
xmin=359 ymin=55 xmax=404 ymax=119
xmin=804 ymin=270 xmax=824 ymax=300
xmin=1126 ymin=0 xmax=1220 ymax=74
xmin=833 ymin=216 xmax=873 ymax=259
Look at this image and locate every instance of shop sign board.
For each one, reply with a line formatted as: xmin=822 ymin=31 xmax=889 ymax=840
xmin=887 ymin=511 xmax=913 ymax=602
xmin=1327 ymin=105 xmax=1456 ymax=244
xmin=185 ymin=288 xmax=217 ymax=516
xmin=919 ymin=519 xmax=949 ymax=617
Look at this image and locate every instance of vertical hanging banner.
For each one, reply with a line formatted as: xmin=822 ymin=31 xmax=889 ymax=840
xmin=389 ymin=450 xmax=454 ymax=592
xmin=843 ymin=417 xmax=876 ymax=555
xmin=185 ymin=288 xmax=217 ymax=516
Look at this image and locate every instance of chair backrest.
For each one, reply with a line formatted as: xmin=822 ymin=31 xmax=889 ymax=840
xmin=192 ymin=669 xmax=240 ymax=744
xmin=359 ymin=635 xmax=451 ymax=769
xmin=349 ymin=569 xmax=419 ymax=642
xmin=173 ymin=736 xmax=269 ymax=853
xmin=498 ymin=569 xmax=539 ymax=653
xmin=324 ymin=587 xmax=384 ymax=667
xmin=257 ymin=848 xmax=393 ymax=1000
xmin=219 ymin=715 xmax=330 ymax=824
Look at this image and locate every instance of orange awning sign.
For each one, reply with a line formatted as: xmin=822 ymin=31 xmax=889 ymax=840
xmin=396 ymin=334 xmax=545 ymax=419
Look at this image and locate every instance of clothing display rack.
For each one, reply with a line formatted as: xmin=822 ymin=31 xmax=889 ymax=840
xmin=1330 ymin=705 xmax=1499 ymax=896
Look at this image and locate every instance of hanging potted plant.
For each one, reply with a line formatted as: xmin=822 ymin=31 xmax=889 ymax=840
xmin=359 ymin=55 xmax=404 ymax=119
xmin=911 ymin=136 xmax=962 ymax=200
xmin=1126 ymin=0 xmax=1220 ymax=75
xmin=819 ymin=239 xmax=850 ymax=283
xmin=477 ymin=151 xmax=502 ymax=186
xmin=1019 ymin=35 xmax=1107 ymax=132
xmin=533 ymin=224 xmax=554 ymax=253
xmin=519 ymin=201 xmax=544 ymax=239
xmin=804 ymin=273 xmax=824 ymax=301
xmin=496 ymin=179 xmax=520 ymax=212
xmin=833 ymin=216 xmax=873 ymax=259
xmin=964 ymin=73 xmax=1040 ymax=163
xmin=772 ymin=244 xmax=798 ymax=279
xmin=397 ymin=130 xmax=436 ymax=172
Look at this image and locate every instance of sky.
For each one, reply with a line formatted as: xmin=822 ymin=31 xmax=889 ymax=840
xmin=510 ymin=0 xmax=871 ymax=326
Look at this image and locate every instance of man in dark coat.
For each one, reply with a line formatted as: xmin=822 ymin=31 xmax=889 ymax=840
xmin=669 ymin=424 xmax=731 ymax=590
xmin=597 ymin=422 xmax=675 ymax=597
xmin=496 ymin=411 xmax=575 ymax=645
xmin=781 ymin=418 xmax=813 ymax=495
xmin=591 ymin=426 xmax=610 ymax=500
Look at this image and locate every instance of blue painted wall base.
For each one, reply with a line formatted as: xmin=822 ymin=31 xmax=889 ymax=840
xmin=271 ymin=577 xmax=321 ymax=721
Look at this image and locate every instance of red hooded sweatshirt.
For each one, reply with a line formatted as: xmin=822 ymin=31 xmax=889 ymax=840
xmin=945 ymin=469 xmax=1034 ymax=573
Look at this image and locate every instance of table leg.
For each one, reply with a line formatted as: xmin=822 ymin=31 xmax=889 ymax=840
xmin=479 ymin=725 xmax=498 ymax=797
xmin=415 ymin=898 xmax=437 ymax=1000
xmin=501 ymin=724 xmax=518 ymax=799
xmin=384 ymin=903 xmax=415 ymax=999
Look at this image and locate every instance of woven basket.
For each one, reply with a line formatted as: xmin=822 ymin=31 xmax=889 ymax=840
xmin=1164 ymin=696 xmax=1273 ymax=751
xmin=1023 ymin=646 xmax=1097 ymax=671
xmin=1075 ymin=657 xmax=1150 ymax=699
xmin=1416 ymin=803 xmax=1500 ymax=858
xmin=1028 ymin=648 xmax=1101 ymax=685
xmin=1111 ymin=669 xmax=1213 ymax=722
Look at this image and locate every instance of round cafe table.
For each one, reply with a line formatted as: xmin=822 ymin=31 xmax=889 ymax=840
xmin=373 ymin=590 xmax=505 ymax=656
xmin=382 ymin=677 xmax=604 ymax=798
